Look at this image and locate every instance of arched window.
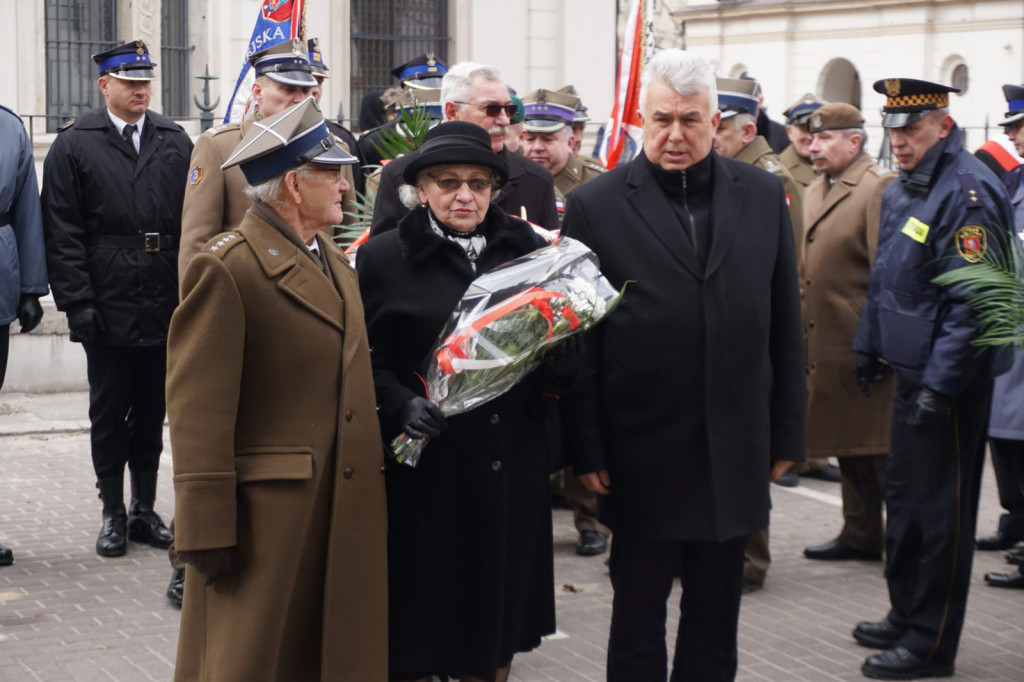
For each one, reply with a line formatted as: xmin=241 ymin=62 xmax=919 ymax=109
xmin=819 ymin=58 xmax=861 ymax=110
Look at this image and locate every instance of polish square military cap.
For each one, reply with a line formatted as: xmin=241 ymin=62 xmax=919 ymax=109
xmin=783 ymin=93 xmax=827 ymax=126
xmin=93 ymin=40 xmax=156 ymax=81
xmin=806 ymin=102 xmax=864 ymax=134
xmin=873 ymin=78 xmax=959 ymax=128
xmin=396 ymin=87 xmax=444 ymax=121
xmin=307 ymin=38 xmax=329 ymax=78
xmin=522 ymin=88 xmax=579 ymax=133
xmin=390 ymin=53 xmax=448 ymax=89
xmin=998 ymin=84 xmax=1024 ymax=126
xmin=717 ymin=78 xmax=760 ymax=120
xmin=249 ymin=39 xmax=317 ymax=88
xmin=222 ymin=97 xmax=357 ymax=185
xmin=557 ymin=85 xmax=591 ymax=123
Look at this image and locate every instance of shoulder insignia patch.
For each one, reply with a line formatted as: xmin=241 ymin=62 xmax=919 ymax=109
xmin=59 ymin=118 xmax=76 ymax=131
xmin=209 ymin=123 xmax=240 ymax=137
xmin=958 ymin=170 xmax=983 ymax=207
xmin=206 ymin=232 xmax=243 ymax=255
xmin=901 ymin=217 xmax=930 ymax=244
xmin=189 ymin=165 xmax=204 ymax=185
xmin=955 ymin=225 xmax=987 ymax=262
xmin=763 ymin=159 xmax=783 ymax=174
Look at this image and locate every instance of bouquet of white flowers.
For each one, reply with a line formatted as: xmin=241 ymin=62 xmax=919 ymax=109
xmin=390 ymin=236 xmax=625 ymax=466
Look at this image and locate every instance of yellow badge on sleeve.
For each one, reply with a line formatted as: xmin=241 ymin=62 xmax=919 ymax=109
xmin=189 ymin=165 xmax=203 ymax=186
xmin=901 ymin=217 xmax=930 ymax=243
xmin=955 ymin=225 xmax=987 ymax=263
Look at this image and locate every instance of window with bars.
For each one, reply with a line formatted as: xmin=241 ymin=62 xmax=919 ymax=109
xmin=44 ymin=0 xmax=118 ymax=132
xmin=161 ymin=0 xmax=191 ymax=118
xmin=350 ymin=0 xmax=448 ymax=130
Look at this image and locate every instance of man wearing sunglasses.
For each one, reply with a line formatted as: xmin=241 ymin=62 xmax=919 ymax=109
xmin=368 ymin=62 xmax=559 ymax=237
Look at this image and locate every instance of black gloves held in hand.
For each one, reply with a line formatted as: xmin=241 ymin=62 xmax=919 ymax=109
xmin=853 ymin=352 xmax=892 ymax=397
xmin=399 ymin=396 xmax=447 ymax=440
xmin=67 ymin=306 xmax=105 ymax=342
xmin=540 ymin=334 xmax=585 ymax=384
xmin=17 ymin=295 xmax=43 ymax=333
xmin=905 ymin=387 xmax=953 ymax=430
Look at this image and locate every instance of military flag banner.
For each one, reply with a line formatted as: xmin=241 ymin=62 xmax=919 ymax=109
xmin=223 ymin=0 xmax=306 ymax=123
xmin=599 ymin=0 xmax=655 ymax=169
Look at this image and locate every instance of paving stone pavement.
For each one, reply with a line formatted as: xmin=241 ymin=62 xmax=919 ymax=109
xmin=0 ymin=392 xmax=1021 ymax=681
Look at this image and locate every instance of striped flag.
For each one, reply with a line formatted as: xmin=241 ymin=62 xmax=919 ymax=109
xmin=223 ymin=0 xmax=306 ymax=123
xmin=599 ymin=0 xmax=655 ymax=169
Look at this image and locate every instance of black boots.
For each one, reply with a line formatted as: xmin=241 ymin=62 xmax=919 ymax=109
xmin=96 ymin=476 xmax=128 ymax=557
xmin=95 ymin=472 xmax=173 ymax=557
xmin=127 ymin=471 xmax=174 ymax=549
xmin=0 ymin=544 xmax=13 ymax=566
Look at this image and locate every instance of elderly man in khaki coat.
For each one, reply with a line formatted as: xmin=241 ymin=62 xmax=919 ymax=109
xmin=167 ymin=99 xmax=387 ymax=681
xmin=800 ymin=102 xmax=896 ymax=562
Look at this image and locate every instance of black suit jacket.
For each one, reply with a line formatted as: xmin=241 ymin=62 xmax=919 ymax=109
xmin=368 ymin=147 xmax=559 ymax=237
xmin=561 ymin=151 xmax=806 ymax=542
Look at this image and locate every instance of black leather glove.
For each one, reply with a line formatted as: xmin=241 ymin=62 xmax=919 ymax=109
xmin=17 ymin=295 xmax=43 ymax=333
xmin=398 ymin=396 xmax=447 ymax=439
xmin=905 ymin=387 xmax=953 ymax=430
xmin=177 ymin=548 xmax=237 ymax=586
xmin=853 ymin=352 xmax=892 ymax=397
xmin=540 ymin=334 xmax=585 ymax=384
xmin=66 ymin=306 xmax=105 ymax=342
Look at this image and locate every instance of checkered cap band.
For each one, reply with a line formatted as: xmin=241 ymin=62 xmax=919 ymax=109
xmin=884 ymin=92 xmax=949 ymax=112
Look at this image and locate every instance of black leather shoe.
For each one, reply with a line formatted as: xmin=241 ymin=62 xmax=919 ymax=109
xmin=853 ymin=619 xmax=906 ymax=649
xmin=96 ymin=508 xmax=128 ymax=557
xmin=975 ymin=531 xmax=1021 ymax=551
xmin=772 ymin=472 xmax=799 ymax=488
xmin=984 ymin=568 xmax=1024 ymax=589
xmin=1005 ymin=548 xmax=1024 ymax=566
xmin=0 ymin=544 xmax=12 ymax=567
xmin=128 ymin=510 xmax=174 ymax=549
xmin=576 ymin=530 xmax=608 ymax=556
xmin=804 ymin=539 xmax=882 ymax=562
xmin=862 ymin=647 xmax=953 ymax=679
xmin=741 ymin=578 xmax=763 ymax=595
xmin=167 ymin=568 xmax=185 ymax=607
xmin=800 ymin=463 xmax=842 ymax=483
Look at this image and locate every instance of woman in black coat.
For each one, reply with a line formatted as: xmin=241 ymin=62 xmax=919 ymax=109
xmin=356 ymin=122 xmax=565 ymax=682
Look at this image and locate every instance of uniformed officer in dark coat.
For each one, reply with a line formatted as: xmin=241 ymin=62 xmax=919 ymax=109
xmin=852 ymin=78 xmax=1015 ymax=680
xmin=40 ymin=40 xmax=192 ymax=558
xmin=562 ymin=49 xmax=805 ymax=681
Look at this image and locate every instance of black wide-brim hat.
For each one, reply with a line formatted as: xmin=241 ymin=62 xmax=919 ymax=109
xmin=402 ymin=121 xmax=509 ymax=187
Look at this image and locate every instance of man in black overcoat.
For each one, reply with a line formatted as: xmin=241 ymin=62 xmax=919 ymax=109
xmin=41 ymin=40 xmax=191 ymax=559
xmin=561 ymin=48 xmax=806 ymax=681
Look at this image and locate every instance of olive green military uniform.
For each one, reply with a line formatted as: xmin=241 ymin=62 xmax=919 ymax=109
xmin=779 ymin=144 xmax=817 ymax=189
xmin=554 ymin=152 xmax=606 ymax=197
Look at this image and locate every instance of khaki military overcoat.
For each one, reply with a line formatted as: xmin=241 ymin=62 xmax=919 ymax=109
xmin=555 ymin=152 xmax=606 ymax=196
xmin=737 ymin=136 xmax=805 ymax=265
xmin=779 ymin=144 xmax=817 ymax=188
xmin=167 ymin=205 xmax=388 ymax=681
xmin=802 ymin=151 xmax=896 ymax=457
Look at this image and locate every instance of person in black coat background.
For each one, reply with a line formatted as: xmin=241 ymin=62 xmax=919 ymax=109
xmin=561 ymin=49 xmax=805 ymax=681
xmin=357 ymin=122 xmax=573 ymax=682
xmin=368 ymin=62 xmax=559 ymax=237
xmin=40 ymin=41 xmax=191 ymax=559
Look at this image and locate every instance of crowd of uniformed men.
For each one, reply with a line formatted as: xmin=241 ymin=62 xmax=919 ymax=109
xmin=1 ymin=32 xmax=1024 ymax=682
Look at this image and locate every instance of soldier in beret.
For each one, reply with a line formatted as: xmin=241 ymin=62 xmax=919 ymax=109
xmin=168 ymin=98 xmax=385 ymax=681
xmin=40 ymin=40 xmax=191 ymax=561
xmin=799 ymin=103 xmax=896 ymax=565
xmin=852 ymin=78 xmax=1015 ymax=679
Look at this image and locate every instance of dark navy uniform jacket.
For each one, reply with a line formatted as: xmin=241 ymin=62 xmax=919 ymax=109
xmin=854 ymin=124 xmax=1014 ymax=396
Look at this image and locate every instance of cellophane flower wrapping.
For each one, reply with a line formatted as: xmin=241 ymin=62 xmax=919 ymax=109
xmin=390 ymin=236 xmax=624 ymax=466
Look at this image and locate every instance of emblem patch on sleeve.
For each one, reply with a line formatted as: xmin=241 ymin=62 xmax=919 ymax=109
xmin=900 ymin=217 xmax=930 ymax=243
xmin=189 ymin=165 xmax=203 ymax=186
xmin=955 ymin=225 xmax=987 ymax=262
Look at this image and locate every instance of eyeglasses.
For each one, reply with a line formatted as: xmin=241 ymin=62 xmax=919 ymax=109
xmin=454 ymin=101 xmax=517 ymax=118
xmin=308 ymin=167 xmax=344 ymax=183
xmin=427 ymin=173 xmax=494 ymax=193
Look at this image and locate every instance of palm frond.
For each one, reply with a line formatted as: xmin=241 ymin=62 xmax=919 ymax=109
xmin=370 ymin=104 xmax=433 ymax=161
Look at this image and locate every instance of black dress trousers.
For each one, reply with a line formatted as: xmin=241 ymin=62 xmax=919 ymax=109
xmin=83 ymin=342 xmax=167 ymax=479
xmin=884 ymin=379 xmax=992 ymax=665
xmin=988 ymin=438 xmax=1024 ymax=541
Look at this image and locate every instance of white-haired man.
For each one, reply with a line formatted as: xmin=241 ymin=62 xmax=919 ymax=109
xmin=368 ymin=62 xmax=558 ymax=236
xmin=562 ymin=49 xmax=805 ymax=680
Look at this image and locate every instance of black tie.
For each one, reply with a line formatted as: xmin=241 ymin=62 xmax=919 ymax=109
xmin=122 ymin=124 xmax=137 ymax=152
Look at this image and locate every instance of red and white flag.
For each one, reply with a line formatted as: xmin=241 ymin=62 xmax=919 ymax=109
xmin=599 ymin=0 xmax=655 ymax=169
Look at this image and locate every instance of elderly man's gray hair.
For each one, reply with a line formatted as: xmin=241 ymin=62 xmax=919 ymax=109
xmin=440 ymin=62 xmax=506 ymax=115
xmin=639 ymin=49 xmax=718 ymax=115
xmin=242 ymin=164 xmax=321 ymax=204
